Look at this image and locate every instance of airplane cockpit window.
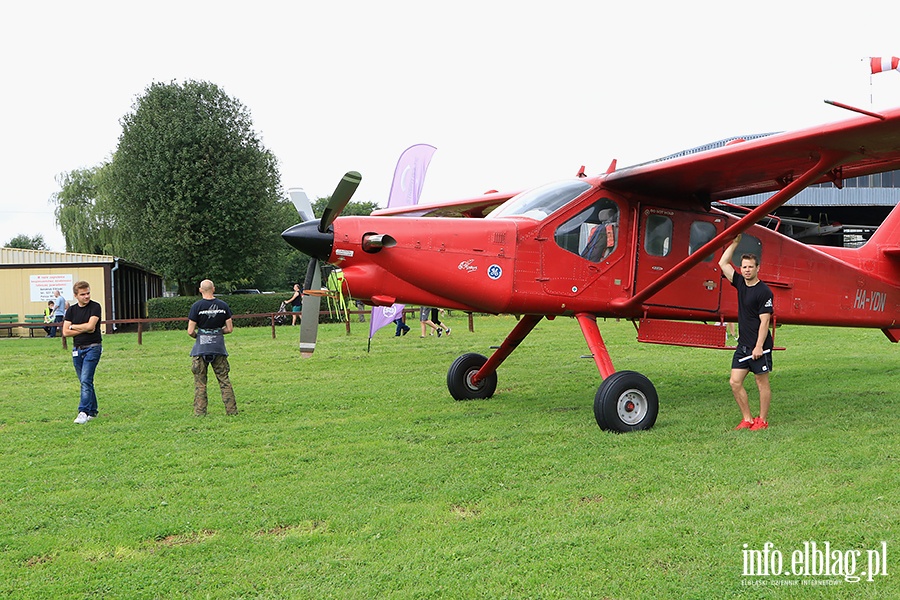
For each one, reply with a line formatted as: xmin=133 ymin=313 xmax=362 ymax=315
xmin=487 ymin=180 xmax=591 ymax=221
xmin=553 ymin=199 xmax=620 ymax=262
xmin=733 ymin=233 xmax=763 ymax=265
xmin=689 ymin=221 xmax=717 ymax=262
xmin=644 ymin=215 xmax=672 ymax=256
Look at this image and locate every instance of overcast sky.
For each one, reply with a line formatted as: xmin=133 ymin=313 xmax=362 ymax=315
xmin=3 ymin=0 xmax=900 ymax=252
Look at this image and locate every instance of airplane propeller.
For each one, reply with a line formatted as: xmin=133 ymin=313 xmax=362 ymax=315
xmin=284 ymin=172 xmax=362 ymax=357
xmin=319 ymin=171 xmax=362 ymax=233
xmin=288 ymin=187 xmax=316 ymax=223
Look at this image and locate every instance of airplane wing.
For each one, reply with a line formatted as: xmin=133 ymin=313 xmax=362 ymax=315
xmin=371 ymin=191 xmax=516 ymax=218
xmin=605 ymin=103 xmax=900 ymax=205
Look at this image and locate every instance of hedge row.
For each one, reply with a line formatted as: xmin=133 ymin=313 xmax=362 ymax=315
xmin=148 ymin=294 xmax=295 ymax=330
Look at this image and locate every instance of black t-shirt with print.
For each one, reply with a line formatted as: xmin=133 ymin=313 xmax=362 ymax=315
xmin=730 ymin=271 xmax=774 ymax=349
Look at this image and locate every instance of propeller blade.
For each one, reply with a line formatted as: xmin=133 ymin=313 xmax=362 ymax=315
xmin=288 ymin=187 xmax=316 ymax=223
xmin=319 ymin=171 xmax=361 ymax=233
xmin=299 ymin=259 xmax=322 ymax=358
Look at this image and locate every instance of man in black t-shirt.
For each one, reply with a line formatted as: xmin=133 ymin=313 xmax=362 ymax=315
xmin=719 ymin=235 xmax=774 ymax=431
xmin=187 ymin=279 xmax=237 ymax=416
xmin=63 ymin=280 xmax=103 ymax=424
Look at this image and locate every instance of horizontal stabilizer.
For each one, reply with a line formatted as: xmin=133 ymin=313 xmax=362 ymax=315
xmin=858 ymin=199 xmax=900 ymax=261
xmin=880 ymin=246 xmax=900 ymax=259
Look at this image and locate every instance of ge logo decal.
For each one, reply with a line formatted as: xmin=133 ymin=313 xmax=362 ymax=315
xmin=488 ymin=264 xmax=503 ymax=280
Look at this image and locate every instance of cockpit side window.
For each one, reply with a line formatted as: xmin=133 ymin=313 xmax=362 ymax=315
xmin=689 ymin=221 xmax=717 ymax=262
xmin=487 ymin=180 xmax=592 ymax=221
xmin=553 ymin=198 xmax=619 ymax=262
xmin=644 ymin=215 xmax=672 ymax=257
xmin=733 ymin=233 xmax=763 ymax=266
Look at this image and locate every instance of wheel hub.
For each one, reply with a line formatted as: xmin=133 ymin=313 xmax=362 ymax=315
xmin=465 ymin=370 xmax=482 ymax=391
xmin=617 ymin=389 xmax=648 ymax=426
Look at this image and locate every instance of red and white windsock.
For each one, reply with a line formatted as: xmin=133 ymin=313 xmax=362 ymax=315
xmin=871 ymin=57 xmax=900 ymax=74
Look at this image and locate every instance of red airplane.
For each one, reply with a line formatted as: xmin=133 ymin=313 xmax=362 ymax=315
xmin=284 ymin=101 xmax=900 ymax=432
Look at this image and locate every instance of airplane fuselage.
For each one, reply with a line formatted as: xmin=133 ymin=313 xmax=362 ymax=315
xmin=317 ymin=182 xmax=900 ymax=333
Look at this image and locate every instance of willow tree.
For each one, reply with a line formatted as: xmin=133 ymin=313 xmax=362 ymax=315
xmin=52 ymin=165 xmax=120 ymax=255
xmin=107 ymin=80 xmax=283 ymax=295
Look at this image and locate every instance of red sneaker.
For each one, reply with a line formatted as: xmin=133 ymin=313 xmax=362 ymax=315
xmin=750 ymin=418 xmax=769 ymax=431
xmin=734 ymin=419 xmax=754 ymax=430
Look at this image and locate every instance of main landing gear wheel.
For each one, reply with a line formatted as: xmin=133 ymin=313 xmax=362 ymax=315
xmin=447 ymin=353 xmax=497 ymax=400
xmin=593 ymin=370 xmax=658 ymax=432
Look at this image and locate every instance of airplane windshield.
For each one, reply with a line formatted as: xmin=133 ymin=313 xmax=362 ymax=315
xmin=486 ymin=180 xmax=592 ymax=221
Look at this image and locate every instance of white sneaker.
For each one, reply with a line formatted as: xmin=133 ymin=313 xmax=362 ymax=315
xmin=74 ymin=412 xmax=89 ymax=424
xmin=86 ymin=414 xmax=95 ymax=421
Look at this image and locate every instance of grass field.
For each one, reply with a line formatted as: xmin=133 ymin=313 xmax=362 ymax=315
xmin=1 ymin=315 xmax=898 ymax=599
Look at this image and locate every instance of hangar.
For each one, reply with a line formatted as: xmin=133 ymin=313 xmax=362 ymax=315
xmin=729 ymin=169 xmax=900 ymax=246
xmin=0 ymin=248 xmax=163 ymax=335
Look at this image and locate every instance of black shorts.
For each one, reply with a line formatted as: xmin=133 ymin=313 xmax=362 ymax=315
xmin=731 ymin=345 xmax=773 ymax=374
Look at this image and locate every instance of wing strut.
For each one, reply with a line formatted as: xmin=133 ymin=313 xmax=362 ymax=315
xmin=611 ymin=151 xmax=846 ymax=311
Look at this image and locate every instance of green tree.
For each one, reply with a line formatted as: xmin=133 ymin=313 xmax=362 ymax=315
xmin=253 ymin=199 xmax=307 ymax=292
xmin=311 ymin=197 xmax=379 ymax=218
xmin=4 ymin=233 xmax=48 ymax=250
xmin=107 ymin=80 xmax=283 ymax=295
xmin=51 ymin=165 xmax=119 ymax=254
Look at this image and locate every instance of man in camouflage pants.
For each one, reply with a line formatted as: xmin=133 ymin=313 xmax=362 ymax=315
xmin=187 ymin=280 xmax=238 ymax=416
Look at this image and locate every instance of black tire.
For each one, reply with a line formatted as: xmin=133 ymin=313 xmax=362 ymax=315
xmin=593 ymin=370 xmax=658 ymax=432
xmin=447 ymin=353 xmax=497 ymax=400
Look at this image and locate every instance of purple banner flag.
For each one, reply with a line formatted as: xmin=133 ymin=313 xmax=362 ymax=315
xmin=387 ymin=144 xmax=437 ymax=208
xmin=369 ymin=303 xmax=406 ymax=339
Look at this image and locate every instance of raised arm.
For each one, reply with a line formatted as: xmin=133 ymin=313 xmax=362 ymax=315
xmin=718 ymin=234 xmax=741 ymax=282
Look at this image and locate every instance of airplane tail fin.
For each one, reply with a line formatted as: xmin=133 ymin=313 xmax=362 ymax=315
xmin=857 ymin=201 xmax=900 ymax=263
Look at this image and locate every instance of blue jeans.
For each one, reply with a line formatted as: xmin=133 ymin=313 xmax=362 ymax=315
xmin=393 ymin=318 xmax=410 ymax=336
xmin=50 ymin=315 xmax=64 ymax=337
xmin=73 ymin=345 xmax=102 ymax=416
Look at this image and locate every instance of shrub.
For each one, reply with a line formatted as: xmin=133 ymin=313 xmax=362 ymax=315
xmin=147 ymin=294 xmax=343 ymax=330
xmin=148 ymin=294 xmax=290 ymax=330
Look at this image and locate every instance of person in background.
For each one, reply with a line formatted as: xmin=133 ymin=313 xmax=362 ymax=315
xmin=50 ymin=289 xmax=68 ymax=338
xmin=430 ymin=307 xmax=451 ymax=336
xmin=393 ymin=313 xmax=410 ymax=336
xmin=287 ymin=283 xmax=302 ymax=326
xmin=42 ymin=300 xmax=55 ymax=336
xmin=419 ymin=306 xmax=441 ymax=338
xmin=62 ymin=281 xmax=102 ymax=424
xmin=187 ymin=279 xmax=238 ymax=416
xmin=726 ymin=322 xmax=738 ymax=342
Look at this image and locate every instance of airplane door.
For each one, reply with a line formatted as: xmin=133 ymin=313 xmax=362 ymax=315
xmin=634 ymin=208 xmax=724 ymax=313
xmin=538 ymin=197 xmax=623 ymax=297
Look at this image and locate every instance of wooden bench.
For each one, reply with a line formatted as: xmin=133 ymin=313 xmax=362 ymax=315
xmin=25 ymin=314 xmax=49 ymax=337
xmin=0 ymin=314 xmax=17 ymax=337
